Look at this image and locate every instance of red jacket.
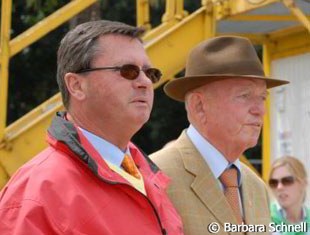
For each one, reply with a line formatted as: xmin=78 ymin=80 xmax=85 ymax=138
xmin=0 ymin=112 xmax=183 ymax=235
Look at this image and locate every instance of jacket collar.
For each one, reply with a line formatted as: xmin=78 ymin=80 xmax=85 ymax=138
xmin=176 ymin=131 xmax=242 ymax=227
xmin=47 ymin=111 xmax=160 ymax=182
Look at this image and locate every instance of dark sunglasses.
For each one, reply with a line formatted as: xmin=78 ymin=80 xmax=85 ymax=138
xmin=76 ymin=64 xmax=162 ymax=84
xmin=268 ymin=176 xmax=295 ymax=189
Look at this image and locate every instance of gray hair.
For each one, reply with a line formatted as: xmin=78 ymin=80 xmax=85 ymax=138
xmin=57 ymin=20 xmax=145 ymax=109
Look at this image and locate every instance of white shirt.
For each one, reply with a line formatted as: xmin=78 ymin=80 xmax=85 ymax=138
xmin=187 ymin=124 xmax=242 ymax=187
xmin=79 ymin=127 xmax=129 ymax=167
xmin=78 ymin=127 xmax=146 ymax=195
xmin=186 ymin=124 xmax=244 ymax=215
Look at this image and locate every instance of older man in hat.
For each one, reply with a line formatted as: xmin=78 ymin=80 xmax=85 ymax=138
xmin=151 ymin=36 xmax=289 ymax=235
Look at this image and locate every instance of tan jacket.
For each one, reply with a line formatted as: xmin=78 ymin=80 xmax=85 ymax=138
xmin=151 ymin=131 xmax=271 ymax=235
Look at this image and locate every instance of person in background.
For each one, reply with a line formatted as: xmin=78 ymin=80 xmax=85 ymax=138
xmin=269 ymin=156 xmax=310 ymax=235
xmin=151 ymin=36 xmax=289 ymax=235
xmin=0 ymin=20 xmax=183 ymax=235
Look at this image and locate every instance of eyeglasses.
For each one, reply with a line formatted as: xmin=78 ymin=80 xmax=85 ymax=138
xmin=76 ymin=64 xmax=162 ymax=84
xmin=268 ymin=176 xmax=295 ymax=189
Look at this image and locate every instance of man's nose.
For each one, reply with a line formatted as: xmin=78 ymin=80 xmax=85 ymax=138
xmin=133 ymin=70 xmax=153 ymax=89
xmin=250 ymin=98 xmax=266 ymax=116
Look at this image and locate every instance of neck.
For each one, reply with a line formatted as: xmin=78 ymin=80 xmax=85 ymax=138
xmin=203 ymin=135 xmax=243 ymax=162
xmin=285 ymin=206 xmax=303 ymax=223
xmin=215 ymin=144 xmax=243 ymax=163
xmin=193 ymin=123 xmax=244 ymax=162
xmin=67 ymin=109 xmax=134 ymax=151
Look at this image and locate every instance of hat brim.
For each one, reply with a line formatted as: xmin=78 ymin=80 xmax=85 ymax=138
xmin=164 ymin=74 xmax=289 ymax=102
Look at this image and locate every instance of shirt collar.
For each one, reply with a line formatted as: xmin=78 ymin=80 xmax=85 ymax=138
xmin=79 ymin=127 xmax=129 ymax=167
xmin=278 ymin=203 xmax=308 ymax=221
xmin=187 ymin=124 xmax=241 ymax=185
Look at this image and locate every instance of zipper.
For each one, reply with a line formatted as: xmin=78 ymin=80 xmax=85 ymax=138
xmin=143 ymin=191 xmax=167 ymax=235
xmin=98 ymin=177 xmax=167 ymax=235
xmin=52 ymin=122 xmax=167 ymax=234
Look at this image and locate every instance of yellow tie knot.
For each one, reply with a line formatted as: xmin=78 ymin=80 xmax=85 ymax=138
xmin=121 ymin=154 xmax=141 ymax=179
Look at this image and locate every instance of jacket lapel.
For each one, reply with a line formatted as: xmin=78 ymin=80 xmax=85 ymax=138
xmin=176 ymin=131 xmax=239 ymax=226
xmin=241 ymin=167 xmax=254 ymax=226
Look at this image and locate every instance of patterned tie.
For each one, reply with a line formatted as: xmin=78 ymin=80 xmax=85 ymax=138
xmin=219 ymin=167 xmax=243 ymax=224
xmin=121 ymin=154 xmax=141 ymax=179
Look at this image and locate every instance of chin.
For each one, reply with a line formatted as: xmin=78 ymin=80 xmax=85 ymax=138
xmin=241 ymin=140 xmax=258 ymax=150
xmin=248 ymin=141 xmax=258 ymax=148
xmin=280 ymin=202 xmax=292 ymax=210
xmin=246 ymin=136 xmax=259 ymax=147
xmin=133 ymin=113 xmax=151 ymax=126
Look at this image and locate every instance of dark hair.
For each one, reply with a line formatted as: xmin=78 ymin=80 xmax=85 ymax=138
xmin=57 ymin=20 xmax=145 ymax=109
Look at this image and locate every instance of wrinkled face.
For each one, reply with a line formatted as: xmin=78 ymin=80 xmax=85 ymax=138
xmin=201 ymin=78 xmax=267 ymax=151
xmin=82 ymin=35 xmax=154 ymax=130
xmin=270 ymin=165 xmax=306 ymax=210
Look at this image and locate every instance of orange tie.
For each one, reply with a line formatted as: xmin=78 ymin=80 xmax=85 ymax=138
xmin=219 ymin=167 xmax=243 ymax=224
xmin=121 ymin=154 xmax=141 ymax=179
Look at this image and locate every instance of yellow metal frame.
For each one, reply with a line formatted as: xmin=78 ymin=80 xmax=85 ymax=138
xmin=0 ymin=0 xmax=12 ymax=141
xmin=0 ymin=0 xmax=96 ymax=186
xmin=0 ymin=94 xmax=63 ymax=179
xmin=1 ymin=0 xmax=310 ymax=187
xmin=0 ymin=0 xmax=97 ymax=141
xmin=215 ymin=0 xmax=278 ymax=20
xmin=0 ymin=161 xmax=9 ymax=188
xmin=270 ymin=26 xmax=310 ymax=59
xmin=202 ymin=0 xmax=216 ymax=38
xmin=150 ymin=6 xmax=214 ymax=88
xmin=229 ymin=15 xmax=310 ymax=21
xmin=262 ymin=42 xmax=272 ymax=181
xmin=142 ymin=0 xmax=188 ymax=42
xmin=162 ymin=0 xmax=187 ymax=22
xmin=9 ymin=0 xmax=97 ymax=59
xmin=282 ymin=0 xmax=310 ymax=33
xmin=262 ymin=27 xmax=310 ymax=181
xmin=136 ymin=0 xmax=151 ymax=29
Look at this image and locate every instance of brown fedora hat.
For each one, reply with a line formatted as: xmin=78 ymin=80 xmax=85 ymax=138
xmin=164 ymin=36 xmax=289 ymax=102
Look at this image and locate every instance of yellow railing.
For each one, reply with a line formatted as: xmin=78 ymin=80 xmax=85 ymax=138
xmin=0 ymin=0 xmax=12 ymax=141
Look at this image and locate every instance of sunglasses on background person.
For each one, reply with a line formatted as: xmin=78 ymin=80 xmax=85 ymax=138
xmin=76 ymin=64 xmax=162 ymax=84
xmin=268 ymin=176 xmax=296 ymax=189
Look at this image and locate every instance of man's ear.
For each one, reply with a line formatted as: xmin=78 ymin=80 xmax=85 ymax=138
xmin=187 ymin=92 xmax=207 ymax=125
xmin=64 ymin=72 xmax=86 ymax=101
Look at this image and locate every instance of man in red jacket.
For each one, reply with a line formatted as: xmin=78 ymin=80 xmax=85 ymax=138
xmin=0 ymin=20 xmax=183 ymax=235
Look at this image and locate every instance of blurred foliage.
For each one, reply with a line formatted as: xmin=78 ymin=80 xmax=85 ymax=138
xmin=9 ymin=0 xmax=68 ymax=123
xmin=7 ymin=0 xmax=261 ymax=164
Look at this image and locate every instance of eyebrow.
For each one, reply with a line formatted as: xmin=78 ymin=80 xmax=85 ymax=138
xmin=234 ymin=86 xmax=269 ymax=95
xmin=113 ymin=61 xmax=152 ymax=68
